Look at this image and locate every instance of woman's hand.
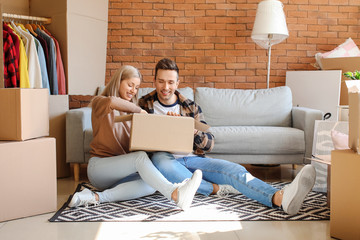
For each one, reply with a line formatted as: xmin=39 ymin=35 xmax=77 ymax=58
xmin=140 ymin=109 xmax=148 ymax=114
xmin=167 ymin=111 xmax=180 ymax=116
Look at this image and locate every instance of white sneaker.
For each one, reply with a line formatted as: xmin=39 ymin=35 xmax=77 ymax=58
xmin=69 ymin=188 xmax=99 ymax=208
xmin=216 ymin=185 xmax=240 ymax=197
xmin=281 ymin=165 xmax=316 ymax=215
xmin=175 ymin=170 xmax=202 ymax=211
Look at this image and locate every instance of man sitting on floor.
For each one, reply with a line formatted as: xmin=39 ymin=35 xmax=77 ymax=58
xmin=138 ymin=58 xmax=316 ymax=215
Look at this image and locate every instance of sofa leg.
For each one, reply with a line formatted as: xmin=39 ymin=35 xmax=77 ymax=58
xmin=73 ymin=163 xmax=80 ymax=181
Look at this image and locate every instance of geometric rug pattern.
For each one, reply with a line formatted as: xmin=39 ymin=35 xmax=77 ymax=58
xmin=49 ymin=182 xmax=330 ymax=222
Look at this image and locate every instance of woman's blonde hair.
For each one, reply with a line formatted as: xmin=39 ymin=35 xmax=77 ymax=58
xmin=101 ymin=65 xmax=142 ymax=101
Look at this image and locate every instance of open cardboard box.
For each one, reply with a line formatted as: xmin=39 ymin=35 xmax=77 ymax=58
xmin=115 ymin=114 xmax=209 ymax=154
xmin=329 ymin=82 xmax=360 ymax=238
xmin=320 ymin=56 xmax=360 ymax=105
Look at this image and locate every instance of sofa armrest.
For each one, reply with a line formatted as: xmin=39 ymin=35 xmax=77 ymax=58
xmin=66 ymin=107 xmax=92 ymax=163
xmin=292 ymin=107 xmax=323 ymax=159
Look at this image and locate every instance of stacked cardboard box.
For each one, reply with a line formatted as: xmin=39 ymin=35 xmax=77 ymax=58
xmin=330 ymin=149 xmax=360 ymax=240
xmin=0 ymin=89 xmax=57 ymax=222
xmin=330 ymin=86 xmax=360 ymax=239
xmin=49 ymin=95 xmax=70 ymax=178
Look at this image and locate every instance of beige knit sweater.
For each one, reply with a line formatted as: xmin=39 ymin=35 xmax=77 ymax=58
xmin=89 ymin=96 xmax=142 ymax=158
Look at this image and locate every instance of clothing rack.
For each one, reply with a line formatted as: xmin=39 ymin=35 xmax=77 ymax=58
xmin=1 ymin=8 xmax=52 ymax=88
xmin=2 ymin=13 xmax=51 ymax=24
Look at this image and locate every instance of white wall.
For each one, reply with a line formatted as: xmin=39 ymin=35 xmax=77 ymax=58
xmin=66 ymin=0 xmax=108 ymax=95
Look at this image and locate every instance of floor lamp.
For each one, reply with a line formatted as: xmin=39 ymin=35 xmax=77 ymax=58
xmin=251 ymin=0 xmax=289 ymax=88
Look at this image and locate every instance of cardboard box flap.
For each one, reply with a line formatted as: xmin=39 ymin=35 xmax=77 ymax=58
xmin=321 ymin=56 xmax=360 ymax=71
xmin=114 ymin=114 xmax=133 ymax=123
xmin=115 ymin=114 xmax=210 ymax=132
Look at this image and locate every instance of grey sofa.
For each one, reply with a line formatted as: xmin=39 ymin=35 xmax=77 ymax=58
xmin=66 ymin=86 xmax=323 ymax=180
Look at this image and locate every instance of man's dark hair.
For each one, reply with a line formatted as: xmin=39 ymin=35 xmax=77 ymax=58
xmin=154 ymin=58 xmax=179 ymax=81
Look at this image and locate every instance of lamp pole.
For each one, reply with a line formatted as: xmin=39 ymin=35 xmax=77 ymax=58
xmin=266 ymin=34 xmax=273 ymax=89
xmin=267 ymin=45 xmax=271 ymax=89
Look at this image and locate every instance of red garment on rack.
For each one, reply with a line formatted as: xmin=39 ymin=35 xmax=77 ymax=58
xmin=3 ymin=30 xmax=17 ymax=87
xmin=3 ymin=23 xmax=20 ymax=84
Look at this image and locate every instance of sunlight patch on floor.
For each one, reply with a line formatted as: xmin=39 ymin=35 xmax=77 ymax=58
xmin=94 ymin=221 xmax=243 ymax=240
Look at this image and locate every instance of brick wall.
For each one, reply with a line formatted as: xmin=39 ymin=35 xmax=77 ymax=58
xmin=106 ymin=0 xmax=360 ymax=88
xmin=71 ymin=0 xmax=360 ymax=108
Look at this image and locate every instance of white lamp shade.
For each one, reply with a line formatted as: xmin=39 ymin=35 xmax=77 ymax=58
xmin=251 ymin=0 xmax=289 ymax=49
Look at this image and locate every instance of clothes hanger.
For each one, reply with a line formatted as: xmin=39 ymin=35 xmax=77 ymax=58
xmin=30 ymin=21 xmax=38 ymax=31
xmin=18 ymin=22 xmax=27 ymax=31
xmin=25 ymin=21 xmax=38 ymax=37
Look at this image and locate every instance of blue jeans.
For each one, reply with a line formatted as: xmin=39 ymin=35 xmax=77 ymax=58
xmin=151 ymin=152 xmax=278 ymax=208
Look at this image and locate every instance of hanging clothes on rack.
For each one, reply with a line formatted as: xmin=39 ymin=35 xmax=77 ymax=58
xmin=2 ymin=28 xmax=17 ymax=87
xmin=3 ymin=22 xmax=30 ymax=88
xmin=22 ymin=23 xmax=50 ymax=92
xmin=35 ymin=27 xmax=57 ymax=94
xmin=43 ymin=28 xmax=66 ymax=95
xmin=3 ymin=23 xmax=20 ymax=82
xmin=32 ymin=26 xmax=50 ymax=78
xmin=11 ymin=21 xmax=42 ymax=89
xmin=2 ymin=13 xmax=66 ymax=95
xmin=33 ymin=34 xmax=50 ymax=92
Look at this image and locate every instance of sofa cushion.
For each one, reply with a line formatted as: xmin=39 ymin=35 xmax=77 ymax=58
xmin=195 ymin=86 xmax=292 ymax=127
xmin=209 ymin=126 xmax=305 ymax=155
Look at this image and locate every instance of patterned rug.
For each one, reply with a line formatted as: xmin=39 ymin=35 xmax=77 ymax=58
xmin=49 ymin=182 xmax=330 ymax=222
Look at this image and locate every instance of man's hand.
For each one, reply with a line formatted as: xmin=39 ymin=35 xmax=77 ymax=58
xmin=166 ymin=111 xmax=198 ymax=134
xmin=166 ymin=111 xmax=180 ymax=116
xmin=140 ymin=109 xmax=148 ymax=114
